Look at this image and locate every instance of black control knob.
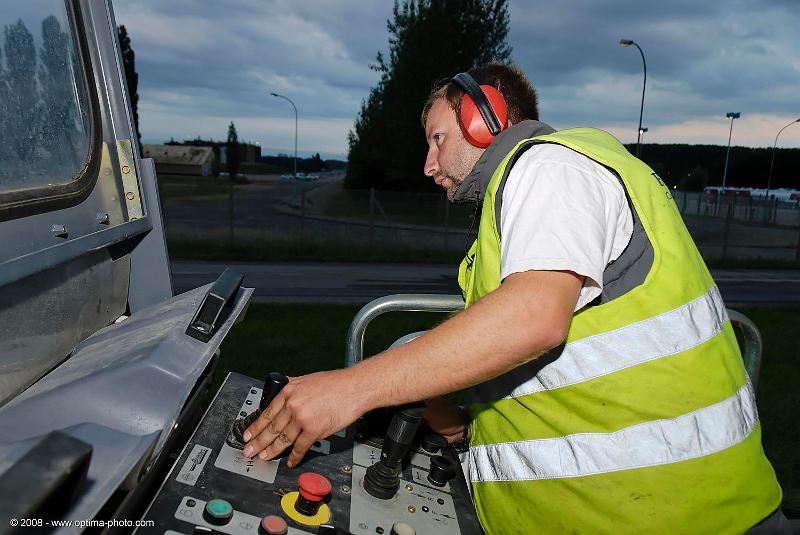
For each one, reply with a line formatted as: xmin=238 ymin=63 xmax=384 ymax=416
xmin=420 ymin=432 xmax=448 ymax=454
xmin=427 ymin=455 xmax=457 ymax=487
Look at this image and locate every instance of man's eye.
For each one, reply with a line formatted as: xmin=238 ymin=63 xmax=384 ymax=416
xmin=434 ymin=134 xmax=443 ymax=145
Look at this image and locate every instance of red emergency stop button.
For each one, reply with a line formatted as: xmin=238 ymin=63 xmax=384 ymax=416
xmin=295 ymin=473 xmax=332 ymax=516
xmin=298 ymin=472 xmax=332 ymax=501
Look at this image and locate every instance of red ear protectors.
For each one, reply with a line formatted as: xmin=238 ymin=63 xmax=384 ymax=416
xmin=452 ymin=72 xmax=509 ymax=148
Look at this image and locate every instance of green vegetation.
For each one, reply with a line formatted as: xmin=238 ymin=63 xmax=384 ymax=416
xmin=739 ymin=307 xmax=800 ymax=516
xmin=628 ymin=143 xmax=800 ymax=192
xmin=157 ymin=174 xmax=237 ymax=199
xmin=167 ymin=237 xmax=463 ymax=264
xmin=218 ymin=303 xmax=800 ymax=517
xmin=226 ymin=121 xmax=241 ymax=180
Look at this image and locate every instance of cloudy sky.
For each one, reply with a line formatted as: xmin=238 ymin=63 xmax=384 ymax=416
xmin=112 ymin=0 xmax=800 ymax=159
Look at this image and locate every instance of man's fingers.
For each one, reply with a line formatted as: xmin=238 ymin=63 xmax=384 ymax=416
xmin=259 ymin=422 xmax=301 ymax=461
xmin=243 ymin=393 xmax=285 ymax=440
xmin=287 ymin=432 xmax=316 ymax=468
xmin=243 ymin=406 xmax=291 ymax=458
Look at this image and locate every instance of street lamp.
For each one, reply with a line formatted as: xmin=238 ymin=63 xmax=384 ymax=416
xmin=721 ymin=112 xmax=740 ymax=192
xmin=639 ymin=127 xmax=648 ymax=142
xmin=270 ymin=92 xmax=298 ymax=179
xmin=619 ymin=38 xmax=647 ymax=158
xmin=766 ymin=118 xmax=800 ymax=197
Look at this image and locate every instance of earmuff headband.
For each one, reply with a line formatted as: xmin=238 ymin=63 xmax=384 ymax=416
xmin=452 ymin=72 xmax=503 ymax=135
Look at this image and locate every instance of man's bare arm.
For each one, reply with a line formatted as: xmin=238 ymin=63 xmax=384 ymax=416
xmin=243 ymin=269 xmax=582 ymax=466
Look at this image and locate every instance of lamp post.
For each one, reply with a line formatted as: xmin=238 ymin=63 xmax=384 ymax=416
xmin=721 ymin=112 xmax=740 ymax=192
xmin=619 ymin=38 xmax=646 ymax=158
xmin=766 ymin=118 xmax=800 ymax=198
xmin=270 ymin=92 xmax=298 ymax=179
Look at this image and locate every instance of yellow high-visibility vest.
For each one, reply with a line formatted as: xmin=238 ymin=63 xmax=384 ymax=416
xmin=458 ymin=127 xmax=782 ymax=534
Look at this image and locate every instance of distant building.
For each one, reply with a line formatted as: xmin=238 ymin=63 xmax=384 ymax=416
xmin=169 ymin=138 xmax=261 ymax=164
xmin=142 ymin=144 xmax=215 ymax=176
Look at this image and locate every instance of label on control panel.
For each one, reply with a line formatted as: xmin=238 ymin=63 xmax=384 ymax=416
xmin=214 ymin=443 xmax=281 ymax=483
xmin=176 ymin=444 xmax=212 ymax=486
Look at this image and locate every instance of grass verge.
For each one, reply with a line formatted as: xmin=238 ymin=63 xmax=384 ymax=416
xmin=218 ymin=303 xmax=799 ymax=517
xmin=167 ymin=237 xmax=464 ymax=264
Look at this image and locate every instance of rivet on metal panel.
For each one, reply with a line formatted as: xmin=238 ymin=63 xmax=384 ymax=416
xmin=126 ymin=192 xmax=135 ymax=200
xmin=341 ymin=465 xmax=352 ymax=473
xmin=407 ymin=506 xmax=416 ymax=514
xmin=96 ymin=213 xmax=110 ymax=225
xmin=340 ymin=485 xmax=350 ymax=494
xmin=51 ymin=224 xmax=68 ymax=238
xmin=122 ymin=165 xmax=131 ymax=174
xmin=405 ymin=484 xmax=413 ymax=492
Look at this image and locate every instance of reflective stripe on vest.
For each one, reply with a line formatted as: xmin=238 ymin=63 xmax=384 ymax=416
xmin=469 ymin=379 xmax=757 ymax=482
xmin=481 ymin=285 xmax=727 ymax=401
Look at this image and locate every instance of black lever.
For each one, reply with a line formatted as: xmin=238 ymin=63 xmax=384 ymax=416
xmin=260 ymin=372 xmax=289 ymax=411
xmin=363 ymin=404 xmax=424 ymax=499
xmin=226 ymin=372 xmax=289 ymax=451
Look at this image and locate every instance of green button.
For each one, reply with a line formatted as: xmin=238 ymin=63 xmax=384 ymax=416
xmin=204 ymin=499 xmax=233 ymax=524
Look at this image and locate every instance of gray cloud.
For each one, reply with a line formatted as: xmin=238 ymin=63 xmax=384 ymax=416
xmin=110 ymin=0 xmax=800 ymax=155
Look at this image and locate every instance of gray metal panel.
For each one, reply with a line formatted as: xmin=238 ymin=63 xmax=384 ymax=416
xmin=0 ymin=423 xmax=159 ymax=535
xmin=0 ymin=249 xmax=129 ymax=407
xmin=129 ymin=157 xmax=174 ymax=312
xmin=0 ymin=0 xmax=151 ymax=272
xmin=0 ymin=284 xmax=253 ymax=465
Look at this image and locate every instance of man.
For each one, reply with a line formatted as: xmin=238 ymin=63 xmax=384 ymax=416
xmin=242 ymin=63 xmax=786 ymax=534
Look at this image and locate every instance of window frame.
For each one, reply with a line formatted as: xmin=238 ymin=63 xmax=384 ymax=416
xmin=0 ymin=0 xmax=102 ymax=222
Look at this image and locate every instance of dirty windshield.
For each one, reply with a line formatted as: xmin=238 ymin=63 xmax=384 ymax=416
xmin=0 ymin=0 xmax=92 ymax=192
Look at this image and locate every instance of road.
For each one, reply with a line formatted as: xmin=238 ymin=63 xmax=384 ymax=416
xmin=171 ymin=260 xmax=800 ymax=306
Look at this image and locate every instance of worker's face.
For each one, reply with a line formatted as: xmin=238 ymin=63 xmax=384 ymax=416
xmin=424 ymin=98 xmax=483 ymax=202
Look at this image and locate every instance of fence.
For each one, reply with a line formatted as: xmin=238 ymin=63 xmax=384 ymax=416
xmin=160 ymin=176 xmax=800 ymax=262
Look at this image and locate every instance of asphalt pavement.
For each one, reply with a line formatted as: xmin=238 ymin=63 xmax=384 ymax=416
xmin=171 ymin=260 xmax=800 ymax=306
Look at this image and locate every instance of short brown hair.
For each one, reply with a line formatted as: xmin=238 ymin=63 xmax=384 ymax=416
xmin=421 ymin=62 xmax=539 ymax=128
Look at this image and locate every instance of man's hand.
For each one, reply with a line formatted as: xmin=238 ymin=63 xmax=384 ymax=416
xmin=423 ymin=397 xmax=467 ymax=444
xmin=242 ymin=369 xmax=370 ymax=467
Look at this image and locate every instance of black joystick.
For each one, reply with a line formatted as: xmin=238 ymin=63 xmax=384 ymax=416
xmin=420 ymin=432 xmax=448 ymax=454
xmin=427 ymin=454 xmax=457 ymax=487
xmin=226 ymin=372 xmax=289 ymax=450
xmin=363 ymin=405 xmax=424 ymax=500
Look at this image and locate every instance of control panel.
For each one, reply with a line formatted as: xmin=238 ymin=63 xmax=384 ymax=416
xmin=138 ymin=372 xmax=483 ymax=535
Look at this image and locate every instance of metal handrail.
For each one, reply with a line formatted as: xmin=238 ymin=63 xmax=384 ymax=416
xmin=344 ymin=294 xmax=465 ymax=367
xmin=727 ymin=308 xmax=763 ymax=393
xmin=344 ymin=296 xmax=764 ymax=396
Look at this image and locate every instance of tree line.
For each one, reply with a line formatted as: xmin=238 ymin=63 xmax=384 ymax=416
xmin=633 ymin=144 xmax=800 ymax=191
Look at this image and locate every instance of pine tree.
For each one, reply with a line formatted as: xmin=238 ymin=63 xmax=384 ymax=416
xmin=346 ymin=0 xmax=511 ymax=191
xmin=226 ymin=122 xmax=241 ymax=180
xmin=118 ymin=25 xmax=141 ymax=151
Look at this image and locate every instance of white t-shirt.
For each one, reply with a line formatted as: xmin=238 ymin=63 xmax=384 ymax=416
xmin=500 ymin=144 xmax=633 ymax=311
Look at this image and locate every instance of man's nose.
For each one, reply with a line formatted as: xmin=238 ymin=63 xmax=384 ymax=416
xmin=424 ymin=149 xmax=439 ymax=177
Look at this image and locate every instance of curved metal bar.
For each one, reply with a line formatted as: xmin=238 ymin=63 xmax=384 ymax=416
xmin=345 ymin=294 xmax=465 ymax=367
xmin=727 ymin=308 xmax=763 ymax=393
xmin=388 ymin=331 xmax=429 ymax=349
